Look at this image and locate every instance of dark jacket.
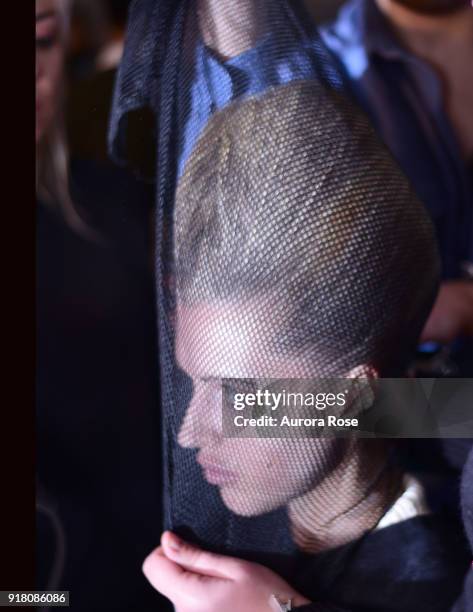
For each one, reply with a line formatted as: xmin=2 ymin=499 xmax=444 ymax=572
xmin=37 ymin=160 xmax=169 ymax=611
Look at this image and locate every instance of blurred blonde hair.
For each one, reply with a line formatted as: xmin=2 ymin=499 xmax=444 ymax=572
xmin=36 ymin=0 xmax=91 ymax=236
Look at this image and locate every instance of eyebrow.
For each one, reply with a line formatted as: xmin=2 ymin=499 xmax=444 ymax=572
xmin=36 ymin=10 xmax=57 ymax=23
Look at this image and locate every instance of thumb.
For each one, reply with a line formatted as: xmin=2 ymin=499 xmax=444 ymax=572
xmin=161 ymin=531 xmax=242 ymax=579
xmin=142 ymin=546 xmax=188 ymax=598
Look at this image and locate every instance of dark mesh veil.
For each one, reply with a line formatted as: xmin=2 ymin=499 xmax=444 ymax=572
xmin=109 ymin=0 xmax=444 ymax=607
xmin=172 ymin=79 xmax=438 ymax=559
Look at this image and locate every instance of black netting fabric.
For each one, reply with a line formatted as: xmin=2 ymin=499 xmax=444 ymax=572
xmin=109 ymin=0 xmax=449 ymax=608
xmin=171 ymin=75 xmax=440 ymax=573
xmin=173 ymin=79 xmax=438 ymax=553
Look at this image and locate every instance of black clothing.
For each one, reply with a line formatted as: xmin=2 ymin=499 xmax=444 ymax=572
xmin=36 ymin=160 xmax=170 ymax=611
xmin=452 ymin=447 xmax=473 ymax=612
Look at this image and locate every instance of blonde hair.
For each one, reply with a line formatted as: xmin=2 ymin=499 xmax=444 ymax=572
xmin=175 ymin=82 xmax=439 ymax=375
xmin=36 ymin=0 xmax=91 ymax=236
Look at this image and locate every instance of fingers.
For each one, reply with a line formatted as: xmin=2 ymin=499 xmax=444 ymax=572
xmin=144 ymin=534 xmax=313 ymax=610
xmin=142 ymin=545 xmax=216 ymax=601
xmin=142 ymin=547 xmax=185 ymax=597
xmin=161 ymin=531 xmax=242 ymax=579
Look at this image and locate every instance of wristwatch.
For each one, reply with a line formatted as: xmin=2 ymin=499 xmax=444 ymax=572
xmin=270 ymin=594 xmax=293 ymax=611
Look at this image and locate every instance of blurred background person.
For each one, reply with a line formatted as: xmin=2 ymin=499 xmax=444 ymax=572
xmin=94 ymin=0 xmax=129 ymax=72
xmin=67 ymin=0 xmax=128 ymax=78
xmin=321 ymin=0 xmax=473 ymax=376
xmin=36 ymin=0 xmax=168 ymax=609
xmin=320 ymin=0 xmax=473 ymax=549
xmin=66 ymin=0 xmax=155 ymax=174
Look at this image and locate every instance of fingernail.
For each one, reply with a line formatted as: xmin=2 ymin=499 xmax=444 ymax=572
xmin=166 ymin=533 xmax=181 ymax=552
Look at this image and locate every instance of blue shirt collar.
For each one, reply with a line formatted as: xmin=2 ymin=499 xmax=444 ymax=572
xmin=340 ymin=0 xmax=414 ymax=62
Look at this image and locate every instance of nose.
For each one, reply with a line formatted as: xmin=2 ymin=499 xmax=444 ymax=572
xmin=178 ymin=381 xmax=222 ymax=448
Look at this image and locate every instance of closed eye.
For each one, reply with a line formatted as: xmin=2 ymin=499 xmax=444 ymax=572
xmin=36 ymin=34 xmax=58 ymax=50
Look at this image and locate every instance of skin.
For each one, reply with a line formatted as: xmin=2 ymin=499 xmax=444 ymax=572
xmin=144 ymin=4 xmax=460 ymax=607
xmin=421 ymin=280 xmax=473 ymax=342
xmin=175 ymin=302 xmax=369 ymax=517
xmin=145 ymin=303 xmax=324 ymax=610
xmin=377 ymin=0 xmax=473 ymax=344
xmin=36 ymin=0 xmax=64 ymax=145
xmin=197 ymin=0 xmax=265 ymax=59
xmin=143 ymin=532 xmax=310 ymax=612
xmin=143 ymin=302 xmax=377 ymax=609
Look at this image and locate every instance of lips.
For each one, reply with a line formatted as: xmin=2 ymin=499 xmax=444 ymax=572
xmin=197 ymin=454 xmax=238 ymax=486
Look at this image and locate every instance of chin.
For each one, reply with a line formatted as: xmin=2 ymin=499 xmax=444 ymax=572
xmin=220 ymin=486 xmax=286 ymax=517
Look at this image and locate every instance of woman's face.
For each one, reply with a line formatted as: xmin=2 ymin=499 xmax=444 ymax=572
xmin=175 ymin=302 xmax=343 ymax=517
xmin=36 ymin=0 xmax=65 ymax=145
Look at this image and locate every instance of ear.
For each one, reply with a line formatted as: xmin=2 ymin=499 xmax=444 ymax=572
xmin=346 ymin=364 xmax=378 ymax=380
xmin=344 ymin=364 xmax=379 ymax=415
